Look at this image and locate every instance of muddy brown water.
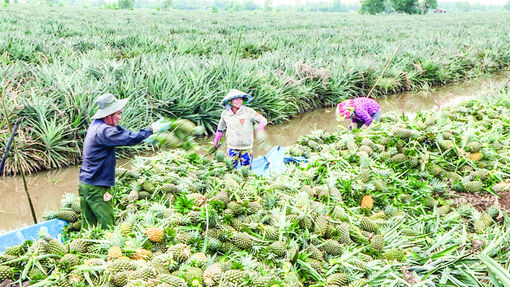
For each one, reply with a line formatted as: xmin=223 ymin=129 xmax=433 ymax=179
xmin=1 ymin=72 xmax=509 ymax=233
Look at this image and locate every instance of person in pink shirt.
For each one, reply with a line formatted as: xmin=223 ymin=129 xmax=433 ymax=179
xmin=336 ymin=97 xmax=381 ymax=130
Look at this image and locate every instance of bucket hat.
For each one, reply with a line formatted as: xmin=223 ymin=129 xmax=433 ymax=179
xmin=220 ymin=89 xmax=252 ymax=108
xmin=91 ymin=93 xmax=128 ymax=120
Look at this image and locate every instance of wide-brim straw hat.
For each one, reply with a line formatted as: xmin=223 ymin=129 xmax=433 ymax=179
xmin=91 ymin=93 xmax=128 ymax=120
xmin=219 ymin=89 xmax=252 ymax=107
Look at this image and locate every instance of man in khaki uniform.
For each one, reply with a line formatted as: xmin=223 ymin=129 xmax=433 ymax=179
xmin=213 ymin=89 xmax=267 ymax=168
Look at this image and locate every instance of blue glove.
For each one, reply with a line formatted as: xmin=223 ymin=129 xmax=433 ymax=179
xmin=152 ymin=118 xmax=172 ymax=134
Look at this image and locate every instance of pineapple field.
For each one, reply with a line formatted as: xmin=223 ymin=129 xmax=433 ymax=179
xmin=2 ymin=5 xmax=510 ymax=174
xmin=1 ymin=84 xmax=510 ymax=286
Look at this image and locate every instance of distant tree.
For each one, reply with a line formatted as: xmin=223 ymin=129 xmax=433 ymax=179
xmin=331 ymin=0 xmax=341 ymax=11
xmin=419 ymin=0 xmax=437 ymax=14
xmin=4 ymin=0 xmax=9 ymax=4
xmin=360 ymin=0 xmax=385 ymax=14
xmin=455 ymin=1 xmax=470 ymax=12
xmin=118 ymin=0 xmax=134 ymax=9
xmin=504 ymin=0 xmax=510 ymax=10
xmin=161 ymin=0 xmax=172 ymax=9
xmin=241 ymin=0 xmax=259 ymax=10
xmin=390 ymin=0 xmax=419 ymax=14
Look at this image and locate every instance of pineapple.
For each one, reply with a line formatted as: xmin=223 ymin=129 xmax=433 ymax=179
xmin=108 ymin=246 xmax=123 ymax=259
xmin=307 ymin=258 xmax=323 ymax=275
xmin=358 ymin=169 xmax=371 ymax=183
xmin=322 ymin=239 xmax=342 ymax=256
xmin=175 ymin=231 xmax=192 ymax=244
xmin=107 ymin=258 xmax=137 ymax=274
xmin=493 ymin=182 xmax=510 ymax=193
xmin=55 ymin=210 xmax=78 ymax=222
xmin=390 ymin=153 xmax=408 ymax=163
xmin=161 ymin=183 xmax=178 ymax=193
xmin=69 ymin=239 xmax=88 ymax=254
xmin=327 ymin=273 xmax=348 ymax=286
xmin=146 ymin=227 xmax=165 ymax=243
xmin=360 ymin=195 xmax=374 ymax=210
xmin=465 ymin=142 xmax=482 ymax=152
xmin=348 ymin=279 xmax=369 ymax=287
xmin=465 ymin=181 xmax=483 ymax=193
xmin=359 ymin=217 xmax=378 ymax=233
xmin=252 ymin=275 xmax=271 ymax=287
xmin=269 ymin=241 xmax=287 ymax=257
xmin=132 ymin=248 xmax=153 ymax=261
xmin=370 ymin=235 xmax=384 ymax=252
xmin=429 ymin=164 xmax=444 ymax=177
xmin=203 ymin=263 xmax=222 ymax=286
xmin=221 ymin=270 xmax=245 ymax=286
xmin=188 ymin=252 xmax=207 ymax=268
xmin=112 ymin=271 xmax=130 ymax=286
xmin=139 ymin=191 xmax=151 ymax=200
xmin=167 ymin=244 xmax=191 ymax=263
xmin=305 ymin=245 xmax=324 ymax=261
xmin=127 ymin=190 xmax=139 ymax=202
xmin=331 ymin=206 xmax=348 ymax=221
xmin=401 ymin=228 xmax=419 ymax=236
xmin=121 ymin=222 xmax=134 ymax=236
xmin=264 ymin=226 xmax=279 ymax=241
xmin=336 ymin=223 xmax=352 ymax=244
xmin=142 ymin=181 xmax=157 ymax=193
xmin=185 ymin=267 xmax=204 ymax=286
xmin=158 ymin=274 xmax=187 ymax=287
xmin=437 ymin=205 xmax=451 ymax=216
xmin=59 ymin=253 xmax=80 ymax=268
xmin=469 ymin=152 xmax=483 ymax=161
xmin=0 ymin=266 xmax=14 ymax=282
xmin=231 ymin=232 xmax=253 ymax=250
xmin=474 ymin=214 xmax=493 ymax=234
xmin=314 ymin=215 xmax=329 ymax=236
xmin=131 ymin=266 xmax=156 ymax=281
xmin=382 ymin=248 xmax=405 ymax=261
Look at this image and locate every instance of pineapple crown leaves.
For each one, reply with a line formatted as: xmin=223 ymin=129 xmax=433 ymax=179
xmin=174 ymin=194 xmax=195 ymax=214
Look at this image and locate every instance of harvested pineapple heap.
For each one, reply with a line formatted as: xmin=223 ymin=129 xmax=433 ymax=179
xmin=1 ymin=89 xmax=510 ymax=286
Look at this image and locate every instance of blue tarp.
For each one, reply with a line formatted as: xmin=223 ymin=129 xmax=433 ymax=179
xmin=0 ymin=219 xmax=67 ymax=253
xmin=251 ymin=146 xmax=307 ymax=177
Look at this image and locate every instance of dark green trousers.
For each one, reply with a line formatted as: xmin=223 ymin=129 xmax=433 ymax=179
xmin=78 ymin=182 xmax=115 ymax=229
